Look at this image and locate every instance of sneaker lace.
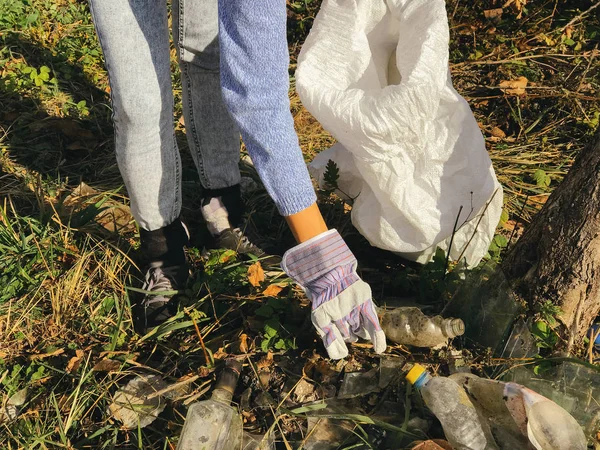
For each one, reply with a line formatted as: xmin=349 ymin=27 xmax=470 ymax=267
xmin=142 ymin=264 xmax=180 ymax=305
xmin=232 ymin=227 xmax=254 ymax=248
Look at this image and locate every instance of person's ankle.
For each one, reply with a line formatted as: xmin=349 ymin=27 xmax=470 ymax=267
xmin=139 ymin=218 xmax=189 ymax=266
xmin=202 ymin=184 xmax=245 ymax=230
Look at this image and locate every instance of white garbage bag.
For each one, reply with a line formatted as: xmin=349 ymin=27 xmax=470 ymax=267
xmin=297 ymin=0 xmax=503 ymax=267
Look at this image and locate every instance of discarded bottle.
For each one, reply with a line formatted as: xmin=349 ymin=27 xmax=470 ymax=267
xmin=380 ymin=307 xmax=465 ymax=347
xmin=505 ymin=362 xmax=599 ymax=444
xmin=504 ymin=382 xmax=587 ymax=450
xmin=177 ymin=359 xmax=244 ymax=450
xmin=450 ymin=372 xmax=589 ymax=450
xmin=406 ymin=364 xmax=498 ymax=450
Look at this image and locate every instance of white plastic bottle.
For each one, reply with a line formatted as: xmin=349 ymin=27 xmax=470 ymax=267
xmin=380 ymin=307 xmax=465 ymax=347
xmin=504 ymin=383 xmax=587 ymax=450
xmin=406 ymin=364 xmax=498 ymax=450
xmin=177 ymin=359 xmax=244 ymax=450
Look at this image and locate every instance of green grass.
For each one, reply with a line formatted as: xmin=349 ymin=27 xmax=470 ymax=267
xmin=1 ymin=0 xmax=599 ymax=448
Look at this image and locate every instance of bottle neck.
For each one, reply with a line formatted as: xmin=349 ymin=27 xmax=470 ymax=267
xmin=442 ymin=318 xmax=465 ymax=338
xmin=211 ymin=387 xmax=234 ymax=404
xmin=413 ymin=371 xmax=431 ymax=389
xmin=210 ymin=359 xmax=242 ymax=405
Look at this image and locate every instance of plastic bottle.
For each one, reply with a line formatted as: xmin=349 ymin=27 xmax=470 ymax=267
xmin=406 ymin=364 xmax=498 ymax=450
xmin=380 ymin=307 xmax=465 ymax=347
xmin=177 ymin=359 xmax=244 ymax=450
xmin=504 ymin=383 xmax=587 ymax=450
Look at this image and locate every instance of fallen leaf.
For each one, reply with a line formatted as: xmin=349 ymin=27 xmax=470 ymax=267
xmin=242 ymin=410 xmax=257 ymax=424
xmin=239 ymin=333 xmax=249 ymax=353
xmin=29 ymin=348 xmax=64 ymax=360
xmin=212 ymin=347 xmax=228 ymax=361
xmin=411 ymin=440 xmax=453 ymax=450
xmin=500 ymin=76 xmax=528 ymax=96
xmin=108 ymin=374 xmax=169 ymax=429
xmin=529 ymin=194 xmax=550 ymax=205
xmin=503 ymin=0 xmax=527 ymax=18
xmin=490 ymin=127 xmax=506 ymax=138
xmin=564 ymin=26 xmax=574 ymax=40
xmin=256 ymin=351 xmax=273 ymax=371
xmin=484 ymin=8 xmax=503 ymax=21
xmin=248 ymin=262 xmax=265 ymax=287
xmin=66 ymin=350 xmax=85 ymax=373
xmin=93 ymin=359 xmax=122 ymax=372
xmin=262 ymin=284 xmax=283 ymax=297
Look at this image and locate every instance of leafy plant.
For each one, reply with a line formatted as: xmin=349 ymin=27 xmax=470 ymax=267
xmin=532 ymin=169 xmax=551 ymax=188
xmin=323 ymin=159 xmax=340 ymax=192
xmin=255 ymin=297 xmax=297 ymax=352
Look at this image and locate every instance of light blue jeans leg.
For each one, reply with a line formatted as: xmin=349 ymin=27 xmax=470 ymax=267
xmin=89 ymin=0 xmax=242 ymax=231
xmin=173 ymin=0 xmax=241 ymax=190
xmin=89 ymin=0 xmax=180 ymax=231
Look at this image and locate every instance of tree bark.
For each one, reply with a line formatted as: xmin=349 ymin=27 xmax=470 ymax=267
xmin=502 ymin=132 xmax=600 ymax=344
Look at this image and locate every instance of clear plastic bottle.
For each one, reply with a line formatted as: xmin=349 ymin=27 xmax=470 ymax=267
xmin=406 ymin=364 xmax=498 ymax=450
xmin=504 ymin=383 xmax=587 ymax=450
xmin=177 ymin=359 xmax=244 ymax=450
xmin=380 ymin=307 xmax=465 ymax=347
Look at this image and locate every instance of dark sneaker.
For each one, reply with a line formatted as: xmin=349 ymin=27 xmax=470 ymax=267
xmin=136 ymin=261 xmax=189 ymax=333
xmin=212 ymin=227 xmax=281 ymax=266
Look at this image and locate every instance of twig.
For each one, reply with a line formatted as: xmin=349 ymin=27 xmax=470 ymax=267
xmin=456 ymin=188 xmax=501 ymax=263
xmin=191 ymin=314 xmax=210 ymax=365
xmin=444 ymin=205 xmax=463 ymax=277
xmin=505 ymin=193 xmax=530 ymax=254
xmin=562 ymin=1 xmax=600 ymax=31
xmin=589 ymin=327 xmax=600 ymax=365
xmin=147 ymin=375 xmax=200 ymax=400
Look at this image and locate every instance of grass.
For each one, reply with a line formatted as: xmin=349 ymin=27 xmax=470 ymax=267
xmin=1 ymin=0 xmax=599 ymax=448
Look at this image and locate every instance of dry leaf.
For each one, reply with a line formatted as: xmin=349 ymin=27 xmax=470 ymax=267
xmin=262 ymin=284 xmax=283 ymax=297
xmin=248 ymin=262 xmax=265 ymax=287
xmin=108 ymin=374 xmax=168 ymax=429
xmin=500 ymin=76 xmax=528 ymax=96
xmin=239 ymin=333 xmax=249 ymax=353
xmin=256 ymin=351 xmax=274 ymax=370
xmin=484 ymin=8 xmax=503 ymax=21
xmin=29 ymin=348 xmax=64 ymax=360
xmin=411 ymin=440 xmax=453 ymax=450
xmin=564 ymin=26 xmax=574 ymax=40
xmin=66 ymin=350 xmax=85 ymax=373
xmin=490 ymin=127 xmax=506 ymax=138
xmin=503 ymin=0 xmax=527 ymax=18
xmin=93 ymin=359 xmax=121 ymax=372
xmin=212 ymin=347 xmax=228 ymax=360
xmin=529 ymin=194 xmax=550 ymax=205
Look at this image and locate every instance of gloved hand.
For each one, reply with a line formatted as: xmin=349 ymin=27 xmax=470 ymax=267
xmin=282 ymin=229 xmax=387 ymax=359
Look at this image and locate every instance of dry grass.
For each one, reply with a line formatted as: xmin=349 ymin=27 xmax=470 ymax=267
xmin=0 ymin=0 xmax=598 ymax=448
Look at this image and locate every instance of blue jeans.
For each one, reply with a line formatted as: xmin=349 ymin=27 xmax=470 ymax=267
xmin=89 ymin=0 xmax=316 ymax=231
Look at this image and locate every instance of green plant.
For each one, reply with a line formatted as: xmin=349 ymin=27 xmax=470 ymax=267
xmin=255 ymin=297 xmax=298 ymax=352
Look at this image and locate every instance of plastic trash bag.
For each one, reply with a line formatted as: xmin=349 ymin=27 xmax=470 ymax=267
xmin=297 ymin=0 xmax=503 ymax=267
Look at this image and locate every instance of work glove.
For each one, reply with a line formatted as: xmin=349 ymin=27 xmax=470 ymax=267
xmin=282 ymin=229 xmax=387 ymax=359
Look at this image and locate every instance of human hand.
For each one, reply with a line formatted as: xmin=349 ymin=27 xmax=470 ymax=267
xmin=282 ymin=229 xmax=387 ymax=359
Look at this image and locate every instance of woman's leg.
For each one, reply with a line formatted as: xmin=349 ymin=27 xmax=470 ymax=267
xmin=90 ymin=0 xmax=189 ymax=331
xmin=173 ymin=0 xmax=241 ymax=192
xmin=89 ymin=0 xmax=181 ymax=232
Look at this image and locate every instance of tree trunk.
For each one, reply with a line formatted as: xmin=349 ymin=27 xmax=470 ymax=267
xmin=502 ymin=132 xmax=600 ymax=344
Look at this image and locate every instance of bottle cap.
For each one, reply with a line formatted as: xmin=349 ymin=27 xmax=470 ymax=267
xmin=450 ymin=318 xmax=465 ymax=337
xmin=406 ymin=364 xmax=429 ymax=388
